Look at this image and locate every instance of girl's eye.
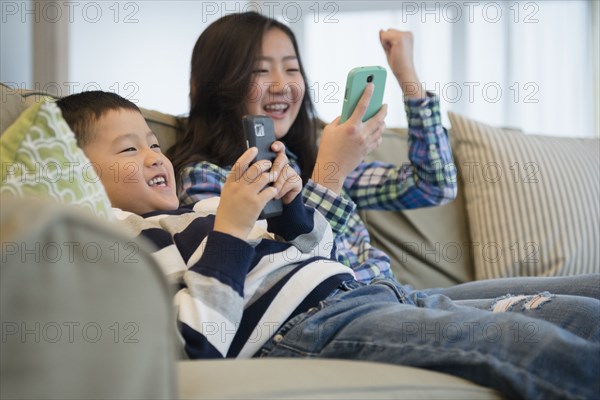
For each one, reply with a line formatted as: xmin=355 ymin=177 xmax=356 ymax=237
xmin=253 ymin=69 xmax=268 ymax=74
xmin=120 ymin=147 xmax=136 ymax=153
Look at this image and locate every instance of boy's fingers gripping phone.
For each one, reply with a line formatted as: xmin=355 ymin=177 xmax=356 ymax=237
xmin=340 ymin=66 xmax=387 ymax=124
xmin=242 ymin=115 xmax=283 ymax=219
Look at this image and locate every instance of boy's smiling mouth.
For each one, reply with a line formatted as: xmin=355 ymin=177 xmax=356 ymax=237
xmin=148 ymin=174 xmax=168 ymax=187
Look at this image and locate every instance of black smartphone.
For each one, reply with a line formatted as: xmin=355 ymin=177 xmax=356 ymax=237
xmin=242 ymin=115 xmax=283 ymax=219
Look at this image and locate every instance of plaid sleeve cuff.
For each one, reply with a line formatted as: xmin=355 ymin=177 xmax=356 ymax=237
xmin=341 ymin=92 xmax=456 ymax=211
xmin=179 ymin=162 xmax=228 ymax=205
xmin=303 ymin=179 xmax=356 ymax=236
xmin=404 ymin=92 xmax=442 ymax=133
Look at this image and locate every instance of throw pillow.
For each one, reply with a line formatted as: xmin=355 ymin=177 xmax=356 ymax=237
xmin=1 ymin=101 xmax=114 ymax=219
xmin=448 ymin=112 xmax=599 ymax=279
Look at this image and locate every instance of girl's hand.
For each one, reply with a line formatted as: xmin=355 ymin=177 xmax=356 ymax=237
xmin=312 ymin=83 xmax=388 ymax=194
xmin=270 ymin=141 xmax=302 ymax=205
xmin=214 ymin=147 xmax=278 ymax=240
xmin=379 ymin=29 xmax=425 ymax=99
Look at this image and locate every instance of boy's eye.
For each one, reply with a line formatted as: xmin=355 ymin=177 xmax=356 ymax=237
xmin=119 ymin=147 xmax=136 ymax=153
xmin=151 ymin=143 xmax=161 ymax=150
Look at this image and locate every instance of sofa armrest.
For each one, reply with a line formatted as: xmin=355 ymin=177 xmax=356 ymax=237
xmin=1 ymin=198 xmax=178 ymax=399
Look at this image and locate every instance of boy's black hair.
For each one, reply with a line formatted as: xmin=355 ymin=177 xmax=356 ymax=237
xmin=56 ymin=91 xmax=141 ymax=147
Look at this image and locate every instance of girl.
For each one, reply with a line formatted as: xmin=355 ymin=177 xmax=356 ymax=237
xmin=168 ymin=11 xmax=455 ymax=284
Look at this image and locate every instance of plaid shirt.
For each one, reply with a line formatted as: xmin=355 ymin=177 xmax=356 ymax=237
xmin=179 ymin=93 xmax=456 ymax=283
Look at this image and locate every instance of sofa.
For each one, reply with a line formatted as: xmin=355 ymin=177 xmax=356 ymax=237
xmin=2 ymin=83 xmax=598 ymax=399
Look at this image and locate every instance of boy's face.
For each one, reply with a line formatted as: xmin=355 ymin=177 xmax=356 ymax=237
xmin=83 ymin=109 xmax=179 ymax=214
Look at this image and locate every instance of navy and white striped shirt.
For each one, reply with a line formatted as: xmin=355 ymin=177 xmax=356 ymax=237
xmin=115 ymin=195 xmax=354 ymax=359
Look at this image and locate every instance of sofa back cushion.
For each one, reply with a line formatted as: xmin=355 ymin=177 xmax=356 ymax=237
xmin=0 ymin=85 xmax=180 ymax=149
xmin=449 ymin=111 xmax=599 ymax=279
xmin=363 ymin=129 xmax=474 ymax=288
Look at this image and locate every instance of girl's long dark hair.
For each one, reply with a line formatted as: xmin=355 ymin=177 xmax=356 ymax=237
xmin=168 ymin=12 xmax=318 ymax=184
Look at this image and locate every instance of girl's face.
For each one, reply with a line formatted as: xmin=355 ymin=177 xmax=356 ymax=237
xmin=245 ymin=28 xmax=305 ymax=139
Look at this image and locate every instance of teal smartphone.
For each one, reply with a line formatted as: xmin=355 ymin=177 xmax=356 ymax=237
xmin=340 ymin=66 xmax=387 ymax=123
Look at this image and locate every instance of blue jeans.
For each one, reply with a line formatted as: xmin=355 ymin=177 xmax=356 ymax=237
xmin=422 ymin=274 xmax=600 ymax=300
xmin=258 ymin=275 xmax=600 ymax=400
xmin=423 ymin=274 xmax=600 ymax=341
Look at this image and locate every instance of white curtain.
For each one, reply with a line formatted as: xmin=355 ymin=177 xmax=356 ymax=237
xmin=299 ymin=1 xmax=596 ymax=137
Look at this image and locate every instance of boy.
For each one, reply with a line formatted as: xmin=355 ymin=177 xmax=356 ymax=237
xmin=57 ymin=91 xmax=599 ymax=400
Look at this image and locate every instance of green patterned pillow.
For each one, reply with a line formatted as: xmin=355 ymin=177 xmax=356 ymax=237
xmin=0 ymin=101 xmax=114 ymax=219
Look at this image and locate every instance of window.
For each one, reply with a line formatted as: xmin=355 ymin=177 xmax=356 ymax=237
xmin=298 ymin=1 xmax=596 ymax=137
xmin=2 ymin=1 xmax=596 ymax=137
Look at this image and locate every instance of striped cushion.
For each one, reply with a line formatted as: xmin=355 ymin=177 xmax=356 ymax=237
xmin=448 ymin=112 xmax=599 ymax=279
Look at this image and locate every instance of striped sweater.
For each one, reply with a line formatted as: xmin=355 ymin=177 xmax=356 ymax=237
xmin=115 ymin=194 xmax=354 ymax=359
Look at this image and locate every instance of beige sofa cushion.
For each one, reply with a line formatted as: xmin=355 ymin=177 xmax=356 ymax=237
xmin=178 ymin=359 xmax=502 ymax=399
xmin=449 ymin=111 xmax=600 ymax=279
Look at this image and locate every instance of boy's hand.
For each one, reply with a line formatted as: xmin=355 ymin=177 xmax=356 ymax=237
xmin=270 ymin=141 xmax=302 ymax=205
xmin=312 ymin=83 xmax=387 ymax=194
xmin=214 ymin=147 xmax=278 ymax=240
xmin=379 ymin=29 xmax=425 ymax=99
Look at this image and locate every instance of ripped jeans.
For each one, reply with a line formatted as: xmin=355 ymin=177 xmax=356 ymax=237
xmin=422 ymin=274 xmax=600 ymax=342
xmin=258 ymin=274 xmax=600 ymax=400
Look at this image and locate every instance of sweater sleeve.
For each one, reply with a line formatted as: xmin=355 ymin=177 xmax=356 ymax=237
xmin=267 ymin=194 xmax=335 ymax=256
xmin=301 ymin=179 xmax=357 ymax=236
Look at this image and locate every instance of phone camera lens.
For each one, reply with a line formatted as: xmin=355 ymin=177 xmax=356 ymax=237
xmin=254 ymin=123 xmax=265 ymax=137
xmin=367 ymin=75 xmax=373 ymax=83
